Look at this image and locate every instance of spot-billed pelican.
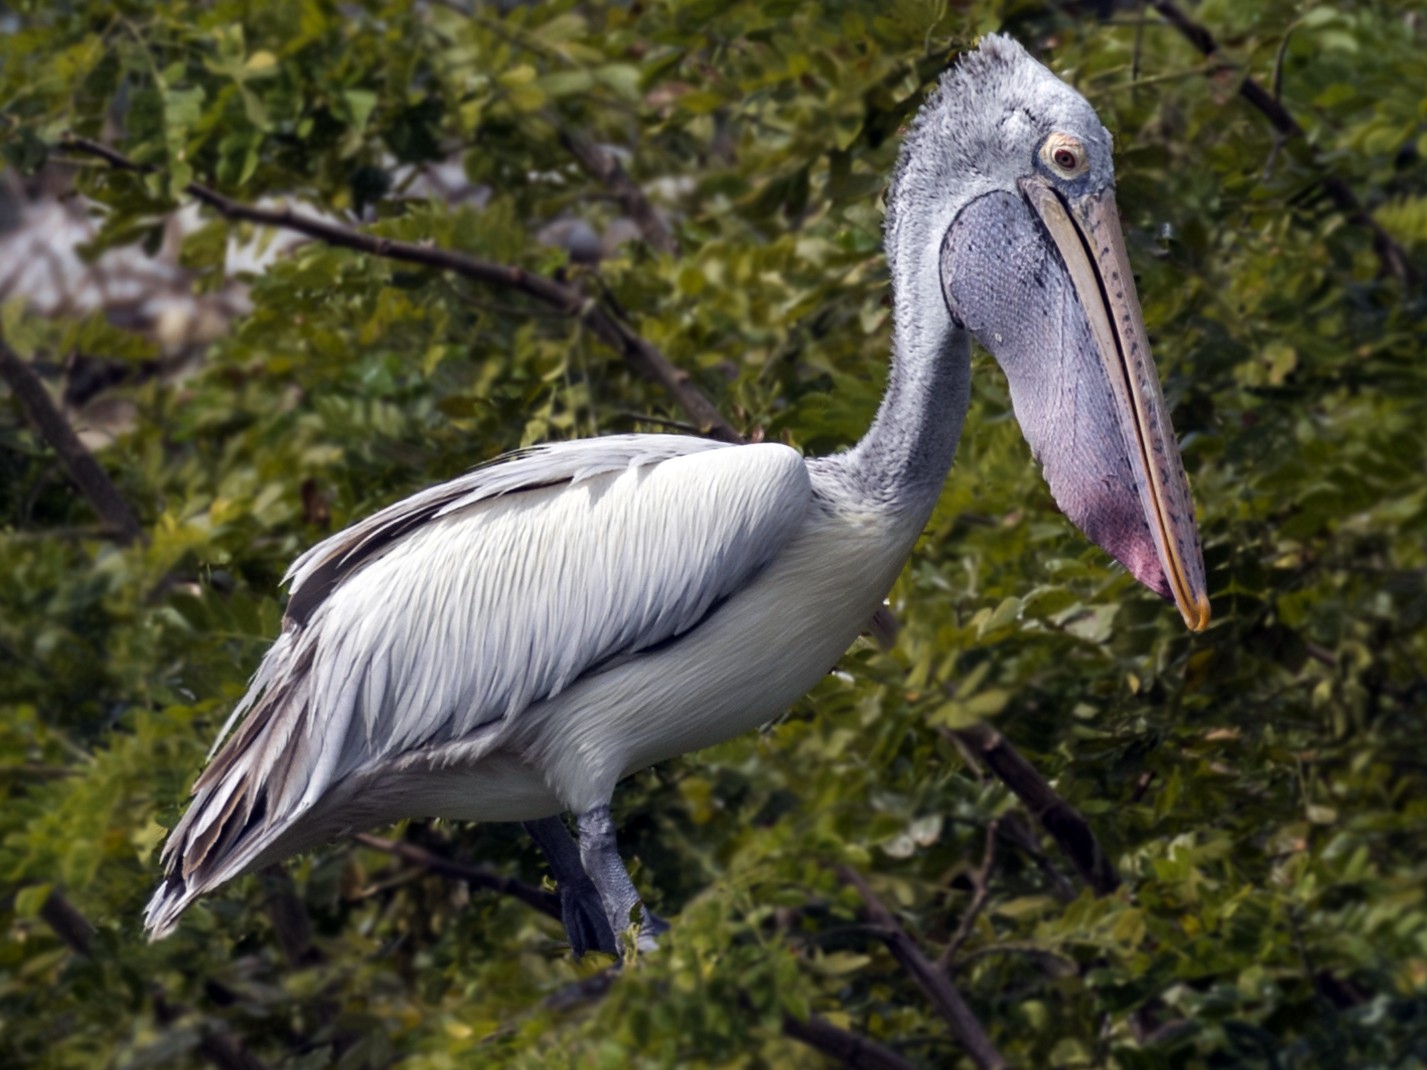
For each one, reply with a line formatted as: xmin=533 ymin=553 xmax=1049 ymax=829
xmin=146 ymin=35 xmax=1209 ymax=953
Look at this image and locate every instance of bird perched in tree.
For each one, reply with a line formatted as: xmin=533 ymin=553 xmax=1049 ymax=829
xmin=146 ymin=34 xmax=1208 ymax=955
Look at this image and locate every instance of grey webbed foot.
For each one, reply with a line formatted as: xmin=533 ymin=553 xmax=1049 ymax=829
xmin=524 ymin=815 xmax=618 ymax=957
xmin=557 ymin=873 xmax=619 ymax=957
xmin=576 ymin=804 xmax=666 ymax=950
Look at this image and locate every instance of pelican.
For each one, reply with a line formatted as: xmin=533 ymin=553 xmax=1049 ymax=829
xmin=145 ymin=35 xmax=1209 ymax=953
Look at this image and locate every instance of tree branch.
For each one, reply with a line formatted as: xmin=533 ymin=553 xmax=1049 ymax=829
xmin=353 ymin=832 xmax=561 ymax=921
xmin=0 ymin=334 xmax=144 ymax=545
xmin=951 ymin=723 xmax=1120 ymax=896
xmin=937 ymin=817 xmax=998 ymax=970
xmin=781 ymin=1012 xmax=923 ymax=1070
xmin=557 ymin=127 xmax=680 ymax=257
xmin=60 ymin=134 xmax=741 ymax=443
xmin=39 ymin=888 xmax=95 ymax=957
xmin=838 ymin=866 xmax=1007 ymax=1070
xmin=1147 ymin=0 xmax=1417 ymax=285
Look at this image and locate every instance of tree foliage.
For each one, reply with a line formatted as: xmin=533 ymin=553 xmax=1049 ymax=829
xmin=2 ymin=1 xmax=1425 ymax=1067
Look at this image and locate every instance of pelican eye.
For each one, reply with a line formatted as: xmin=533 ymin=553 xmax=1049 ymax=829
xmin=1041 ymin=133 xmax=1088 ymax=179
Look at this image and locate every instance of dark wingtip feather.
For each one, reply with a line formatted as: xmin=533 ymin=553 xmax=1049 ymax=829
xmin=143 ymin=876 xmax=190 ymax=941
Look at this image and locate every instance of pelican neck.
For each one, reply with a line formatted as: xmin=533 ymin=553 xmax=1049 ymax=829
xmin=820 ymin=236 xmax=972 ymax=519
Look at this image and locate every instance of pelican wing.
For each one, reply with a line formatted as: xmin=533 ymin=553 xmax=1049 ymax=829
xmin=149 ymin=434 xmax=810 ymax=933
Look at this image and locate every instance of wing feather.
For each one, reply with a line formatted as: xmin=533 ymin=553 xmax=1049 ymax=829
xmin=147 ymin=434 xmax=810 ymax=936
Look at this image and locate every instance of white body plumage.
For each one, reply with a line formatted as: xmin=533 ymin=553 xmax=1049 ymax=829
xmin=145 ymin=436 xmax=929 ymax=936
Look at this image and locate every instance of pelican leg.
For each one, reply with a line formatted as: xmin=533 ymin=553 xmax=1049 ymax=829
xmin=523 ymin=816 xmax=618 ymax=957
xmin=576 ymin=804 xmax=669 ymax=951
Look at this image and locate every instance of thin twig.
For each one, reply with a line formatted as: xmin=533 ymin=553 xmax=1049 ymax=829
xmin=938 ymin=817 xmax=999 ymax=970
xmin=60 ymin=134 xmax=741 ymax=442
xmin=611 ymin=410 xmax=705 ymax=435
xmin=782 ymin=1012 xmax=923 ymax=1070
xmin=542 ymin=968 xmax=619 ymax=1010
xmin=838 ymin=866 xmax=1008 ymax=1070
xmin=0 ymin=335 xmax=144 ymax=544
xmin=953 ymin=722 xmax=1120 ymax=895
xmin=1129 ymin=770 xmax=1157 ymax=806
xmin=954 ymin=940 xmax=1079 ymax=975
xmin=351 ymin=867 xmax=427 ymax=900
xmin=557 ymin=126 xmax=680 ymax=257
xmin=353 ymin=832 xmax=561 ymax=920
xmin=433 ymin=0 xmax=580 ymax=70
xmin=1148 ymin=0 xmax=1417 ymax=284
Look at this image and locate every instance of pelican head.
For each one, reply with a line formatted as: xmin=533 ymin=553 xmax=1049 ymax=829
xmin=887 ymin=34 xmax=1209 ymax=630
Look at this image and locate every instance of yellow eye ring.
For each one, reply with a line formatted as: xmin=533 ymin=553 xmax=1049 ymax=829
xmin=1042 ymin=133 xmax=1088 ymax=178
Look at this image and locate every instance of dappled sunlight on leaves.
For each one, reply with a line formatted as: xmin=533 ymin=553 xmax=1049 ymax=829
xmin=2 ymin=1 xmax=1426 ymax=1068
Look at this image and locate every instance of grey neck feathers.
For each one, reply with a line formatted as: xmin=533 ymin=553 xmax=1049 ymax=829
xmin=828 ymin=203 xmax=971 ymax=517
xmin=817 ymin=34 xmax=1053 ymax=516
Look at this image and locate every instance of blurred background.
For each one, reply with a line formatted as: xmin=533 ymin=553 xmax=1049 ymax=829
xmin=2 ymin=1 xmax=1424 ymax=1067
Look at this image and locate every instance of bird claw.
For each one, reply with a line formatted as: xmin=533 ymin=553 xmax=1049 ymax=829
xmin=632 ymin=907 xmax=670 ymax=952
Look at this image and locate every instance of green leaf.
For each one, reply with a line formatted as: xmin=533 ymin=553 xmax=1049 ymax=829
xmin=13 ymin=884 xmax=53 ymax=919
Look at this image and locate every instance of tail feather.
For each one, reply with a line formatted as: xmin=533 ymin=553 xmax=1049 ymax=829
xmin=143 ymin=797 xmax=284 ymax=939
xmin=143 ymin=875 xmax=193 ymax=940
xmin=145 ymin=630 xmax=324 ymax=940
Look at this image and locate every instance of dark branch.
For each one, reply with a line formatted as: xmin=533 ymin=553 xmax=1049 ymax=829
xmin=60 ymin=134 xmax=741 ymax=443
xmin=1148 ymin=0 xmax=1418 ymax=285
xmin=612 ymin=410 xmax=706 ymax=435
xmin=558 ymin=127 xmax=680 ymax=257
xmin=39 ymin=888 xmax=95 ymax=957
xmin=353 ymin=832 xmax=561 ymax=920
xmin=0 ymin=334 xmax=144 ymax=545
xmin=839 ymin=866 xmax=1008 ymax=1070
xmin=952 ymin=723 xmax=1120 ymax=896
xmin=781 ymin=1012 xmax=922 ymax=1070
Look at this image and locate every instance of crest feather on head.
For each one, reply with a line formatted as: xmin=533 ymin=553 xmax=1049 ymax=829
xmin=885 ymin=34 xmax=1111 ymax=249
